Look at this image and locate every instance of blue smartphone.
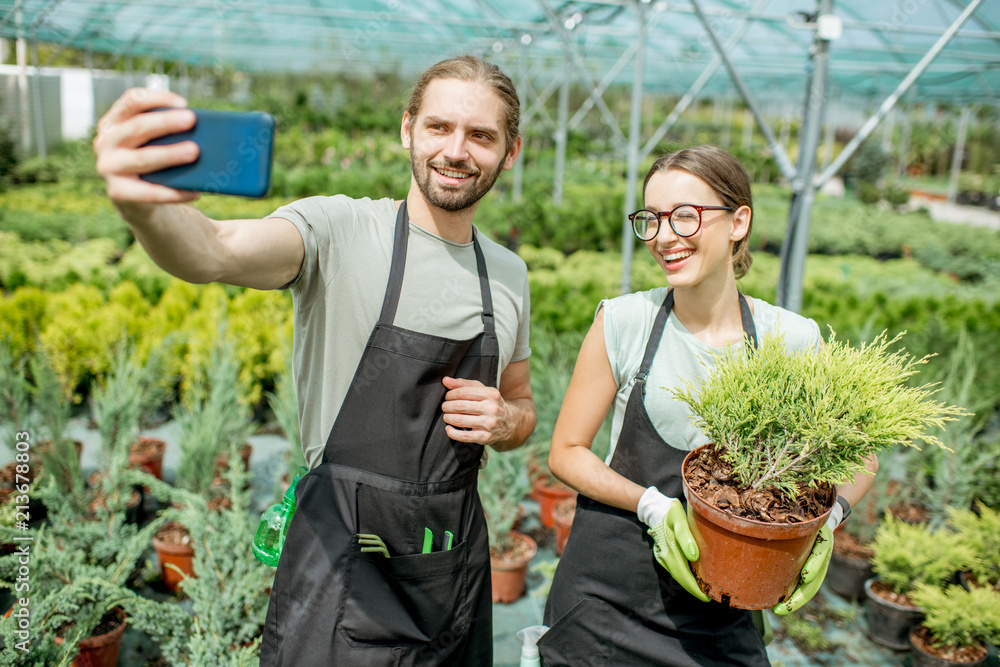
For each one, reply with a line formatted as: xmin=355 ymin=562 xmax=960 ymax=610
xmin=140 ymin=108 xmax=275 ymax=198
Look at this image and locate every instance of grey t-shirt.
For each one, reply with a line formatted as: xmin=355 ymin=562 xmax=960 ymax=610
xmin=601 ymin=287 xmax=822 ymax=463
xmin=273 ymin=195 xmax=532 ymax=468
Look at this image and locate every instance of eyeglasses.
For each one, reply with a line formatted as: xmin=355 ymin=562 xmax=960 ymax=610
xmin=628 ymin=204 xmax=734 ymax=241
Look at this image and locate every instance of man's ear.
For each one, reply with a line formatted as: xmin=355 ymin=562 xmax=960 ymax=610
xmin=502 ymin=135 xmax=522 ymax=171
xmin=401 ymin=112 xmax=412 ymax=150
xmin=730 ymin=205 xmax=751 ymax=242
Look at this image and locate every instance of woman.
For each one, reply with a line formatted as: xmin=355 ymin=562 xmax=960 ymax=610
xmin=537 ymin=146 xmax=876 ymax=666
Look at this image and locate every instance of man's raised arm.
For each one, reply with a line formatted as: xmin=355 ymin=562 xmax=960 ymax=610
xmin=94 ymin=88 xmax=303 ymax=290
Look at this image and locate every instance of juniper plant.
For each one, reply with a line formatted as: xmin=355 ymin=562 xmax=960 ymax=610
xmin=0 ymin=468 xmax=188 ymax=666
xmin=31 ymin=351 xmax=88 ymax=508
xmin=174 ymin=334 xmax=255 ymax=495
xmin=0 ymin=338 xmax=31 ymax=455
xmin=870 ymin=513 xmax=973 ymax=597
xmin=911 ymin=583 xmax=1000 ymax=651
xmin=670 ymin=331 xmax=968 ymax=501
xmin=478 ymin=448 xmax=531 ymax=554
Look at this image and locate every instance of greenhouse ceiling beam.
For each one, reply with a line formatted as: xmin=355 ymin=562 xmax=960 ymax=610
xmin=688 ymin=0 xmax=797 ymax=182
xmin=567 ymin=38 xmax=636 ymax=131
xmin=640 ymin=0 xmax=771 ymax=162
xmin=816 ymin=0 xmax=986 ymax=188
xmin=946 ymin=0 xmax=1000 ymax=45
xmin=538 ymin=0 xmax=627 ymax=147
xmin=41 ymin=0 xmax=128 ymax=68
xmin=933 ymin=0 xmax=998 ymax=98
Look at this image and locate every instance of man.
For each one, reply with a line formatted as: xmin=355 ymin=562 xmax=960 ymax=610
xmin=94 ymin=54 xmax=536 ymax=665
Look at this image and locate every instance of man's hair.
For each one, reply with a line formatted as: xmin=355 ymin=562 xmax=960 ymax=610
xmin=643 ymin=145 xmax=754 ymax=279
xmin=406 ymin=55 xmax=521 ymax=154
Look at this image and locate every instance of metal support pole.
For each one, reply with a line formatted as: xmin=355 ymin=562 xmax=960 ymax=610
xmin=689 ymin=0 xmax=797 ymax=182
xmin=776 ymin=0 xmax=833 ymax=313
xmin=29 ymin=35 xmax=46 ymax=158
xmin=742 ymin=108 xmax=753 ymax=151
xmin=513 ymin=56 xmax=528 ymax=203
xmin=947 ymin=106 xmax=972 ymax=203
xmin=15 ymin=0 xmax=30 ymax=155
xmin=553 ymin=61 xmax=570 ymax=206
xmin=620 ymin=0 xmax=647 ymax=296
xmin=896 ymin=107 xmax=912 ymax=181
xmin=821 ymin=101 xmax=836 ymax=169
xmin=816 ymin=0 xmax=985 ymax=187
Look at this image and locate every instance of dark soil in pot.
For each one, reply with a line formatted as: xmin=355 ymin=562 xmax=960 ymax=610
xmin=910 ymin=626 xmax=988 ymax=667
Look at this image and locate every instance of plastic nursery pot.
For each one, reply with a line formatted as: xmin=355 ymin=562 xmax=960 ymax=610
xmin=532 ymin=477 xmax=576 ymax=529
xmin=681 ymin=445 xmax=832 ymax=610
xmin=128 ymin=436 xmax=167 ymax=480
xmin=910 ymin=626 xmax=988 ymax=667
xmin=827 ymin=549 xmax=875 ymax=600
xmin=152 ymin=522 xmax=196 ymax=593
xmin=54 ymin=608 xmax=127 ymax=667
xmin=864 ymin=578 xmax=925 ymax=651
xmin=490 ymin=531 xmax=538 ymax=605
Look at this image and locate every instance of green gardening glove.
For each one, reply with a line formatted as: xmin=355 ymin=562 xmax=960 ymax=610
xmin=773 ymin=524 xmax=833 ymax=615
xmin=637 ymin=486 xmax=711 ymax=603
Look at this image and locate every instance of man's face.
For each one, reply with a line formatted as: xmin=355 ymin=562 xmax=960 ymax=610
xmin=402 ymin=78 xmax=519 ymax=213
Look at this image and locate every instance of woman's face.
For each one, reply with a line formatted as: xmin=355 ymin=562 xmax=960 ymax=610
xmin=642 ymin=168 xmax=749 ymax=290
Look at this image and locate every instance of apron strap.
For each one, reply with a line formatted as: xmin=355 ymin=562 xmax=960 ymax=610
xmin=472 ymin=229 xmax=495 ymax=336
xmin=739 ymin=292 xmax=758 ymax=350
xmin=634 ymin=289 xmax=758 ymax=385
xmin=378 ymin=200 xmax=411 ymax=325
xmin=634 ymin=289 xmax=674 ymax=385
xmin=378 ymin=200 xmax=494 ymax=334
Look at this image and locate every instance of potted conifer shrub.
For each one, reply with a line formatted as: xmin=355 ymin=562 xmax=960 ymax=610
xmin=827 ymin=472 xmax=890 ymax=600
xmin=909 ymin=584 xmax=1000 ymax=666
xmin=0 ymin=464 xmax=187 ymax=665
xmin=671 ymin=331 xmax=967 ymax=610
xmin=156 ymin=335 xmax=255 ymax=593
xmin=865 ymin=513 xmax=974 ymax=650
xmin=950 ymin=504 xmax=1000 ymax=592
xmin=479 ymin=450 xmax=536 ymax=604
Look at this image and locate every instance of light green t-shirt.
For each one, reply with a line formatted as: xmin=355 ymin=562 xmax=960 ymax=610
xmin=601 ymin=287 xmax=822 ymax=464
xmin=273 ymin=195 xmax=532 ymax=468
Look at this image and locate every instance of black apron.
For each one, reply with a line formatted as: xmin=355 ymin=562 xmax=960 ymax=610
xmin=261 ymin=201 xmax=496 ymax=666
xmin=538 ymin=289 xmax=770 ymax=667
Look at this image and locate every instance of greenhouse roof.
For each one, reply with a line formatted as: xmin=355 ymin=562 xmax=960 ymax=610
xmin=2 ymin=0 xmax=999 ymax=105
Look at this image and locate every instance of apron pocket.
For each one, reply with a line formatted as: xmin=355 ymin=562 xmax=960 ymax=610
xmin=339 ymin=535 xmax=471 ymax=647
xmin=537 ymin=597 xmax=613 ymax=666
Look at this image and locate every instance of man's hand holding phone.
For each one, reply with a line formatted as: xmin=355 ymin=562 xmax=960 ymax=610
xmin=94 ymin=89 xmax=203 ymax=205
xmin=95 ymin=88 xmax=275 ymax=203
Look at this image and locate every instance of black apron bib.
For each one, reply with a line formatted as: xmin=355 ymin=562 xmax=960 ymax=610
xmin=539 ymin=290 xmax=771 ymax=667
xmin=261 ymin=201 xmax=497 ymax=666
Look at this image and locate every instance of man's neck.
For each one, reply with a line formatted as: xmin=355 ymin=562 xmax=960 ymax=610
xmin=401 ymin=191 xmax=479 ymax=244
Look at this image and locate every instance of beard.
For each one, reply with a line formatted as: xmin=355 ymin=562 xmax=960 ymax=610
xmin=410 ymin=154 xmax=505 ymax=213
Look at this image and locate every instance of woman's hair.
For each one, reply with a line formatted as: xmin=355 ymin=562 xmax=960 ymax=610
xmin=642 ymin=145 xmax=754 ymax=279
xmin=406 ymin=55 xmax=521 ymax=155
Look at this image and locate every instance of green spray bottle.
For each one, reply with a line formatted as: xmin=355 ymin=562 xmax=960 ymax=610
xmin=252 ymin=466 xmax=308 ymax=567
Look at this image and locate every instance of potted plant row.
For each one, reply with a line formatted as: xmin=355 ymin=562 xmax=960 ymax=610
xmin=479 ymin=449 xmax=536 ymax=604
xmin=670 ymin=331 xmax=967 ymax=609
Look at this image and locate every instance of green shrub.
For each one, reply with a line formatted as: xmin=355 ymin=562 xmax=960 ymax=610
xmin=910 ymin=584 xmax=1000 ymax=650
xmin=948 ymin=505 xmax=1000 ymax=588
xmin=871 ymin=514 xmax=974 ymax=597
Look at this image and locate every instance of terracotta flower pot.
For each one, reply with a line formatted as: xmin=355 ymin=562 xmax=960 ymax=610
xmin=153 ymin=521 xmax=195 ymax=593
xmin=864 ymin=578 xmax=925 ymax=650
xmin=910 ymin=625 xmax=988 ymax=667
xmin=532 ymin=477 xmax=575 ymax=528
xmin=552 ymin=496 xmax=577 ymax=557
xmin=54 ymin=608 xmax=127 ymax=667
xmin=681 ymin=446 xmax=833 ymax=610
xmin=128 ymin=436 xmax=167 ymax=480
xmin=490 ymin=531 xmax=538 ymax=604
